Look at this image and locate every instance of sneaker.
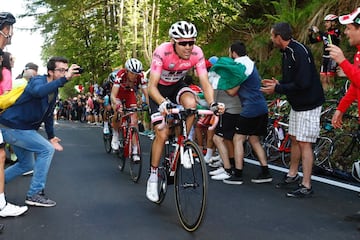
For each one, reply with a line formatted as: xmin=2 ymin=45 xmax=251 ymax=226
xmin=251 ymin=172 xmax=273 ymax=183
xmin=204 ymin=155 xmax=212 ymax=164
xmin=103 ymin=127 xmax=110 ymax=134
xmin=132 ymin=154 xmax=140 ymax=162
xmin=344 ymin=211 xmax=360 ymax=222
xmin=0 ymin=203 xmax=28 ymax=217
xmin=210 ymin=154 xmax=221 ymax=163
xmin=209 ymin=167 xmax=226 ymax=176
xmin=275 ymin=174 xmax=300 ymax=188
xmin=286 ymin=184 xmax=314 ymax=198
xmin=22 ymin=170 xmax=34 ymax=176
xmin=111 ymin=137 xmax=119 ymax=151
xmin=209 ymin=160 xmax=223 ymax=168
xmin=182 ymin=149 xmax=192 ymax=169
xmin=211 ymin=171 xmax=231 ymax=180
xmin=25 ymin=193 xmax=56 ymax=207
xmin=146 ymin=179 xmax=159 ymax=202
xmin=223 ymin=175 xmax=243 ymax=185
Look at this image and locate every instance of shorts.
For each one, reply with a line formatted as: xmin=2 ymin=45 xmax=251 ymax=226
xmin=320 ymin=57 xmax=337 ymax=76
xmin=235 ymin=113 xmax=268 ymax=136
xmin=288 ymin=106 xmax=321 ymax=143
xmin=149 ymin=80 xmax=195 ymax=125
xmin=214 ymin=113 xmax=237 ymax=140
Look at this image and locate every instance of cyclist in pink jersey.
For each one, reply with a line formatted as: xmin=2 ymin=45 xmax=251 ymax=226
xmin=146 ymin=21 xmax=224 ymax=202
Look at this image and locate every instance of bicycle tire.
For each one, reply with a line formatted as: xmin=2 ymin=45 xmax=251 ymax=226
xmin=280 ymin=138 xmax=291 ymax=167
xmin=103 ymin=132 xmax=112 ymax=153
xmin=174 ymin=140 xmax=207 ymax=232
xmin=263 ymin=126 xmax=281 ymax=162
xmin=129 ymin=127 xmax=142 ymax=183
xmin=331 ymin=133 xmax=359 ymax=172
xmin=313 ymin=136 xmax=333 ymax=171
xmin=117 ymin=131 xmax=125 ymax=172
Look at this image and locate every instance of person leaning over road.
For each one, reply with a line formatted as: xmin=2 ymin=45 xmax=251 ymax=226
xmin=1 ymin=56 xmax=81 ymax=207
xmin=308 ymin=13 xmax=341 ymax=91
xmin=110 ymin=58 xmax=148 ymax=158
xmin=327 ymin=7 xmax=360 ymax=227
xmin=261 ymin=22 xmax=325 ymax=198
xmin=222 ymin=41 xmax=272 ymax=185
xmin=146 ymin=21 xmax=224 ymax=202
xmin=0 ymin=12 xmax=28 ymax=220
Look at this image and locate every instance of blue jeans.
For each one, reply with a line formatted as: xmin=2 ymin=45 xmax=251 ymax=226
xmin=2 ymin=128 xmax=55 ymax=197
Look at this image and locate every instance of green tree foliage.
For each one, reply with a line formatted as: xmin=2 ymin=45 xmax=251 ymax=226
xmin=23 ymin=0 xmax=360 ymax=99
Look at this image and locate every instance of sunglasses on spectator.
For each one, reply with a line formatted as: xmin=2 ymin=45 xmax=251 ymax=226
xmin=173 ymin=39 xmax=195 ymax=47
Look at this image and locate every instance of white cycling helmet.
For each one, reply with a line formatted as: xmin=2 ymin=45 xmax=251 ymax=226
xmin=169 ymin=21 xmax=197 ymax=39
xmin=324 ymin=14 xmax=338 ymax=21
xmin=352 ymin=160 xmax=360 ymax=182
xmin=125 ymin=58 xmax=143 ymax=74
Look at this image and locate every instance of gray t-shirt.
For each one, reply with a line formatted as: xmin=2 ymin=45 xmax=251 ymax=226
xmin=214 ymin=90 xmax=242 ymax=114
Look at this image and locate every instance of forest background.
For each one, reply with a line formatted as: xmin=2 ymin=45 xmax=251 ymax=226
xmin=22 ymin=0 xmax=360 ymax=98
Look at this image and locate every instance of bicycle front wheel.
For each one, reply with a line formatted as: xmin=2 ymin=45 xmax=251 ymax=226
xmin=103 ymin=128 xmax=112 ymax=153
xmin=174 ymin=140 xmax=207 ymax=232
xmin=129 ymin=127 xmax=142 ymax=183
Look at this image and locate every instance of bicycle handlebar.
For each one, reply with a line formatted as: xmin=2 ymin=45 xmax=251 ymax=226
xmin=157 ymin=105 xmax=219 ymax=131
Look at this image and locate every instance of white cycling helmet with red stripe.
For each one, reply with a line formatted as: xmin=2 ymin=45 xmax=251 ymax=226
xmin=125 ymin=58 xmax=143 ymax=74
xmin=169 ymin=21 xmax=197 ymax=39
xmin=324 ymin=14 xmax=338 ymax=21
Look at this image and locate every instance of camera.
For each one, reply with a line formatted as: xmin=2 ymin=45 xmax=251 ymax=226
xmin=75 ymin=67 xmax=84 ymax=74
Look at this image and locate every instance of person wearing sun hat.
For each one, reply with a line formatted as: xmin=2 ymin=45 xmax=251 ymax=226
xmin=326 ymin=7 xmax=360 ymax=230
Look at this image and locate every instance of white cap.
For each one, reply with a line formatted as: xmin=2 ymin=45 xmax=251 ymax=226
xmin=339 ymin=7 xmax=360 ymax=25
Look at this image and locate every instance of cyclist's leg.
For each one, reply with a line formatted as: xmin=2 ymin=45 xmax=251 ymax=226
xmin=178 ymin=91 xmax=197 ymax=134
xmin=111 ymin=112 xmax=121 ymax=150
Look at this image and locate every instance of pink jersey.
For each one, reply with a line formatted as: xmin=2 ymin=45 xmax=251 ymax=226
xmin=0 ymin=68 xmax=12 ymax=95
xmin=151 ymin=42 xmax=208 ymax=85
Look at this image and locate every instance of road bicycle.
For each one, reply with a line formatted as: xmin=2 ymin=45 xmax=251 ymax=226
xmin=151 ymin=104 xmax=217 ymax=232
xmin=113 ymin=107 xmax=143 ymax=183
xmin=330 ymin=127 xmax=360 ymax=174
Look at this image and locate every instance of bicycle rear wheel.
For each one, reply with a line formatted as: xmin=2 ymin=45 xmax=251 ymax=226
xmin=129 ymin=127 xmax=142 ymax=183
xmin=174 ymin=140 xmax=207 ymax=232
xmin=263 ymin=126 xmax=281 ymax=162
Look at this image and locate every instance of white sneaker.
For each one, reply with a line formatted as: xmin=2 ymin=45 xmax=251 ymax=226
xmin=204 ymin=155 xmax=212 ymax=164
xmin=209 ymin=159 xmax=223 ymax=168
xmin=146 ymin=179 xmax=159 ymax=202
xmin=132 ymin=154 xmax=140 ymax=162
xmin=182 ymin=149 xmax=192 ymax=169
xmin=211 ymin=172 xmax=231 ymax=180
xmin=111 ymin=137 xmax=119 ymax=150
xmin=209 ymin=167 xmax=225 ymax=176
xmin=0 ymin=202 xmax=28 ymax=217
xmin=209 ymin=155 xmax=221 ymax=164
xmin=22 ymin=170 xmax=34 ymax=176
xmin=103 ymin=127 xmax=110 ymax=134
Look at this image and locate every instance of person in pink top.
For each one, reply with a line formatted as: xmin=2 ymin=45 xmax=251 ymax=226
xmin=327 ymin=7 xmax=360 ymax=229
xmin=146 ymin=21 xmax=224 ymax=202
xmin=0 ymin=51 xmax=12 ymax=95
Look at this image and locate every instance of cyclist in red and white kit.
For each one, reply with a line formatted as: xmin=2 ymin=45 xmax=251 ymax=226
xmin=146 ymin=21 xmax=224 ymax=202
xmin=110 ymin=58 xmax=148 ymax=158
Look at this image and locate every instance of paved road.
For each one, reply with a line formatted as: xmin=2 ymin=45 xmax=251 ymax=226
xmin=2 ymin=121 xmax=360 ymax=240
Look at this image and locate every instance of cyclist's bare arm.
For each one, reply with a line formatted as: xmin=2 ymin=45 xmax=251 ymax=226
xmin=110 ymin=85 xmax=121 ymax=111
xmin=198 ymin=73 xmax=215 ymax=105
xmin=148 ymin=72 xmax=166 ymax=105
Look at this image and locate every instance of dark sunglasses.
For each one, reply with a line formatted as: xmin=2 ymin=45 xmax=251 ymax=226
xmin=176 ymin=40 xmax=195 ymax=47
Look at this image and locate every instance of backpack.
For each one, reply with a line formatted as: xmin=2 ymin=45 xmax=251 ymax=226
xmin=0 ymin=83 xmax=27 ymax=112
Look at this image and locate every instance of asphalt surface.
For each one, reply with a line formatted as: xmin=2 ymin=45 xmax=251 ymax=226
xmin=1 ymin=120 xmax=360 ymax=240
